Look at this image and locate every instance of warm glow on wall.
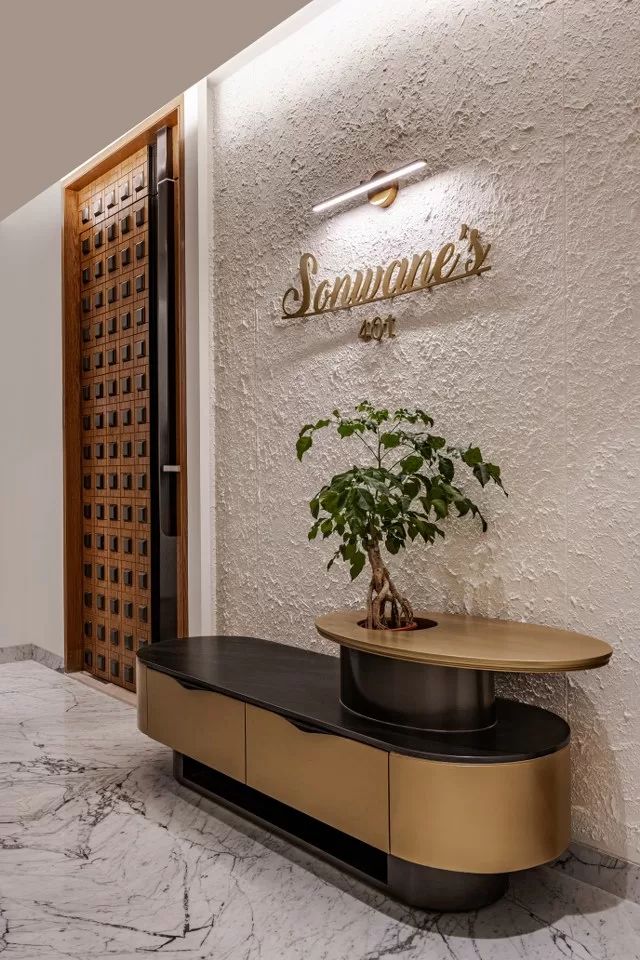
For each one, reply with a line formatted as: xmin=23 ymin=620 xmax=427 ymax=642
xmin=312 ymin=160 xmax=427 ymax=214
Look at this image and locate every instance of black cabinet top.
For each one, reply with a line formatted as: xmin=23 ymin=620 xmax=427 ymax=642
xmin=138 ymin=635 xmax=569 ymax=764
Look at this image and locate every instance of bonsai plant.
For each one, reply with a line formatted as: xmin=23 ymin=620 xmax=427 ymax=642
xmin=296 ymin=402 xmax=506 ymax=630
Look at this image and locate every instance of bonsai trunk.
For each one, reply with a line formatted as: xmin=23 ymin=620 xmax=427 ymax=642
xmin=366 ymin=542 xmax=415 ymax=630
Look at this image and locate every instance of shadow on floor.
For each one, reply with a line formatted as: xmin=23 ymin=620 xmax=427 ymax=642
xmin=154 ymin=756 xmax=621 ymax=942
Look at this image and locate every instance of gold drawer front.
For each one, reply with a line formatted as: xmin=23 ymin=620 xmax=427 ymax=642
xmin=145 ymin=667 xmax=246 ymax=782
xmin=390 ymin=746 xmax=570 ymax=874
xmin=246 ymin=705 xmax=389 ymax=851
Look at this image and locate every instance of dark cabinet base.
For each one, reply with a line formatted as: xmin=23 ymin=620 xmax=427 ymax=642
xmin=174 ymin=751 xmax=508 ymax=912
xmin=387 ymin=858 xmax=507 ymax=911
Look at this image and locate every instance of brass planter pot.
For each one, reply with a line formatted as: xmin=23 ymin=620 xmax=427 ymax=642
xmin=315 ymin=608 xmax=613 ymax=674
xmin=316 ymin=607 xmax=611 ymax=734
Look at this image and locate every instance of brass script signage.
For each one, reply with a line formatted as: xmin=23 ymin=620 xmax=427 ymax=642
xmin=281 ymin=224 xmax=491 ymax=320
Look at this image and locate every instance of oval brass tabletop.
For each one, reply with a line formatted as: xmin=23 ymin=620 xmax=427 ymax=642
xmin=315 ymin=610 xmax=612 ymax=673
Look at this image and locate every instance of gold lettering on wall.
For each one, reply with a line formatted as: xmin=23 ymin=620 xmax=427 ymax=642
xmin=281 ymin=224 xmax=491 ymax=320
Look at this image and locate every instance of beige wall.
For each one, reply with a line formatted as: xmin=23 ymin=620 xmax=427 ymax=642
xmin=0 ymin=186 xmax=64 ymax=655
xmin=0 ymin=0 xmax=331 ymax=220
xmin=209 ymin=0 xmax=640 ymax=862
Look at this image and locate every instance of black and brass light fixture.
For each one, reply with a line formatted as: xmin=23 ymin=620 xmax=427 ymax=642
xmin=312 ymin=160 xmax=427 ymax=214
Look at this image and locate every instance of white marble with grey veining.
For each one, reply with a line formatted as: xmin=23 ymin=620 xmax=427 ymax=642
xmin=0 ymin=643 xmax=63 ymax=671
xmin=0 ymin=644 xmax=34 ymax=666
xmin=553 ymin=842 xmax=640 ymax=909
xmin=28 ymin=644 xmax=64 ymax=672
xmin=1 ymin=660 xmax=639 ymax=960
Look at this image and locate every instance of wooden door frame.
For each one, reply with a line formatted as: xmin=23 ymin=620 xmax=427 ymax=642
xmin=62 ymin=97 xmax=189 ymax=672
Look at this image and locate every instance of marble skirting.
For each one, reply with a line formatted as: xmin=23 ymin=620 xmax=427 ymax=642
xmin=1 ymin=660 xmax=640 ymax=959
xmin=0 ymin=643 xmax=64 ymax=672
xmin=553 ymin=841 xmax=640 ymax=908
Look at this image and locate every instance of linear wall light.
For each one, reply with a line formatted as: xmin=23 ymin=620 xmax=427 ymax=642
xmin=312 ymin=160 xmax=427 ymax=214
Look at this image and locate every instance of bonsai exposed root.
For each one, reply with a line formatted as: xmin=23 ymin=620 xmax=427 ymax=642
xmin=366 ymin=544 xmax=414 ymax=630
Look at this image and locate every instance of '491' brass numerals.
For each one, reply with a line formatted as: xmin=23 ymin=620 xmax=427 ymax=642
xmin=359 ymin=315 xmax=397 ymax=342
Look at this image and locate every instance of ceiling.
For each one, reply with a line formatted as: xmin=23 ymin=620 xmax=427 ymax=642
xmin=0 ymin=0 xmax=317 ymax=220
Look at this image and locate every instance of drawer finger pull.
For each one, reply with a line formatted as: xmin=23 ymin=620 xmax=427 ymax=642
xmin=142 ymin=667 xmax=246 ymax=781
xmin=175 ymin=678 xmax=210 ymax=692
xmin=286 ymin=716 xmax=327 ymax=735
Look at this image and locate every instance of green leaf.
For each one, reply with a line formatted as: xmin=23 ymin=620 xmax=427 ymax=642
xmin=321 ymin=490 xmax=341 ymax=514
xmin=438 ymin=456 xmax=454 ymax=482
xmin=400 ymin=454 xmax=424 ymax=474
xmin=342 ymin=541 xmax=357 ymax=560
xmin=486 ymin=462 xmax=507 ymax=492
xmin=380 ymin=432 xmax=401 ymax=449
xmin=462 ymin=446 xmax=482 ymax=466
xmin=413 ymin=517 xmax=437 ymax=543
xmin=403 ymin=476 xmax=421 ymax=499
xmin=337 ymin=423 xmax=355 ymax=438
xmin=357 ymin=489 xmax=375 ymax=510
xmin=349 ymin=551 xmax=366 ymax=580
xmin=431 ymin=498 xmax=448 ymax=519
xmin=296 ymin=435 xmax=313 ymax=461
xmin=414 ymin=409 xmax=435 ymax=427
xmin=320 ymin=518 xmax=333 ymax=538
xmin=441 ymin=482 xmax=464 ymax=502
xmin=309 ymin=497 xmax=320 ymax=519
xmin=385 ymin=534 xmax=403 ymax=554
xmin=473 ymin=463 xmax=491 ymax=486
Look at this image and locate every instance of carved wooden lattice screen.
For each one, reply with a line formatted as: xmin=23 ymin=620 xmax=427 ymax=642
xmin=78 ymin=149 xmax=152 ymax=691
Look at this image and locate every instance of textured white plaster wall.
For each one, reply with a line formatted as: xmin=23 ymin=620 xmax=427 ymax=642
xmin=209 ymin=0 xmax=640 ymax=861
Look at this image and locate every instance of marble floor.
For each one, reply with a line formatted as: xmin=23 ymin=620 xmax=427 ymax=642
xmin=1 ymin=661 xmax=639 ymax=960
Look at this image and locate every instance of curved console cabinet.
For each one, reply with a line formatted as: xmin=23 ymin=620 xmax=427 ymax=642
xmin=137 ymin=634 xmax=576 ymax=911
